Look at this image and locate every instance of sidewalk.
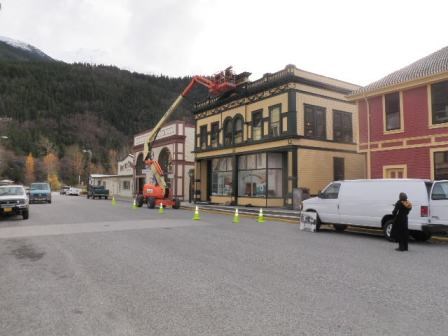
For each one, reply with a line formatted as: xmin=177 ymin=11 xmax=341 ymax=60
xmin=180 ymin=202 xmax=301 ymax=221
xmin=109 ymin=196 xmax=301 ymax=221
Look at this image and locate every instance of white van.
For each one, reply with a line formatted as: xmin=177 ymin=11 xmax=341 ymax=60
xmin=301 ymin=179 xmax=448 ymax=241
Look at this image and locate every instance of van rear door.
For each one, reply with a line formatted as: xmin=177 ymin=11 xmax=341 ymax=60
xmin=430 ymin=180 xmax=448 ymax=225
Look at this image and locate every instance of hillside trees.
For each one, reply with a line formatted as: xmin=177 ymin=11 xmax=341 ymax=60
xmin=0 ymin=60 xmax=205 ymax=185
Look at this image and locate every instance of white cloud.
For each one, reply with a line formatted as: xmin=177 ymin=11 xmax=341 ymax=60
xmin=0 ymin=0 xmax=447 ymax=85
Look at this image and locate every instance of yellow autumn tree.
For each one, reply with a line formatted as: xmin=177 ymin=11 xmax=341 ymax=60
xmin=43 ymin=152 xmax=59 ymax=176
xmin=43 ymin=152 xmax=61 ymax=189
xmin=25 ymin=153 xmax=36 ymax=185
xmin=48 ymin=173 xmax=61 ymax=190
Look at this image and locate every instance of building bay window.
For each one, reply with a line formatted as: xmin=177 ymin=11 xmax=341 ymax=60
xmin=252 ymin=110 xmax=263 ymax=140
xmin=269 ymin=105 xmax=281 ymax=136
xmin=199 ymin=125 xmax=207 ymax=149
xmin=431 ymin=80 xmax=448 ymax=124
xmin=211 ymin=122 xmax=219 ymax=147
xmin=304 ymin=104 xmax=326 ymax=139
xmin=333 ymin=110 xmax=353 ymax=143
xmin=223 ymin=118 xmax=233 ymax=145
xmin=384 ymin=92 xmax=401 ymax=131
xmin=211 ymin=157 xmax=233 ymax=196
xmin=233 ymin=116 xmax=244 ymax=144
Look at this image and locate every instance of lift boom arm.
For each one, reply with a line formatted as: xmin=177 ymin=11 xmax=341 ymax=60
xmin=142 ymin=68 xmax=236 ymax=193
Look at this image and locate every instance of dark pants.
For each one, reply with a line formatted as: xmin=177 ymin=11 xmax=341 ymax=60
xmin=397 ymin=229 xmax=408 ymax=251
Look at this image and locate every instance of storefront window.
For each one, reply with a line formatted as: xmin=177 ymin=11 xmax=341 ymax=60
xmin=238 ymin=153 xmax=267 ymax=197
xmin=237 ymin=153 xmax=283 ymax=198
xmin=267 ymin=153 xmax=283 ymax=197
xmin=211 ymin=157 xmax=233 ymax=196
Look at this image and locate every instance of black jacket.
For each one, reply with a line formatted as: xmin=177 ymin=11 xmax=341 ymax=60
xmin=391 ymin=200 xmax=412 ymax=237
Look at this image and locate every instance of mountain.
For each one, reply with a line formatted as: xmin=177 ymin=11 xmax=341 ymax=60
xmin=0 ymin=37 xmax=207 ymax=185
xmin=0 ymin=36 xmax=54 ymax=62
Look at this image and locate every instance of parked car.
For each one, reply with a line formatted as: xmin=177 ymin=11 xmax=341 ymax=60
xmin=0 ymin=185 xmax=29 ymax=220
xmin=29 ymin=182 xmax=52 ymax=204
xmin=60 ymin=185 xmax=70 ymax=195
xmin=67 ymin=187 xmax=81 ymax=196
xmin=301 ymin=179 xmax=448 ymax=241
xmin=87 ymin=185 xmax=109 ymax=199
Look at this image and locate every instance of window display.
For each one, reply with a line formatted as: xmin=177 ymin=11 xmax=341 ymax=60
xmin=238 ymin=153 xmax=283 ymax=197
xmin=211 ymin=157 xmax=233 ymax=196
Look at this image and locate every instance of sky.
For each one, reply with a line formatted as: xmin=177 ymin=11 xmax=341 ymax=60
xmin=0 ymin=0 xmax=447 ymax=86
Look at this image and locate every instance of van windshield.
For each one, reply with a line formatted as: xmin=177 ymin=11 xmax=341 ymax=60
xmin=432 ymin=182 xmax=448 ymax=200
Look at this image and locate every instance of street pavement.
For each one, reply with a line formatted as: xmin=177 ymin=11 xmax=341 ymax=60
xmin=1 ymin=193 xmax=448 ymax=336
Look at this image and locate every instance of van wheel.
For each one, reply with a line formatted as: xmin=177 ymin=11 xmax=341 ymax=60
xmin=411 ymin=231 xmax=431 ymax=242
xmin=383 ymin=219 xmax=395 ymax=242
xmin=333 ymin=224 xmax=347 ymax=232
xmin=315 ymin=213 xmax=322 ymax=232
xmin=22 ymin=210 xmax=29 ymax=220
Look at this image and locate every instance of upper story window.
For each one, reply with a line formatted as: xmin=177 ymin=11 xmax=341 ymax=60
xmin=269 ymin=105 xmax=281 ymax=136
xmin=223 ymin=118 xmax=233 ymax=145
xmin=211 ymin=122 xmax=219 ymax=147
xmin=384 ymin=92 xmax=401 ymax=131
xmin=304 ymin=104 xmax=326 ymax=140
xmin=333 ymin=110 xmax=353 ymax=143
xmin=252 ymin=110 xmax=263 ymax=141
xmin=431 ymin=80 xmax=448 ymax=125
xmin=233 ymin=115 xmax=244 ymax=144
xmin=199 ymin=125 xmax=207 ymax=150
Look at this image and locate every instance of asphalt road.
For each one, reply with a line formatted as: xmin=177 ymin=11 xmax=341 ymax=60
xmin=1 ymin=193 xmax=448 ymax=336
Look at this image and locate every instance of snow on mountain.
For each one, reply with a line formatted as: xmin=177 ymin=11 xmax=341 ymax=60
xmin=0 ymin=36 xmax=52 ymax=60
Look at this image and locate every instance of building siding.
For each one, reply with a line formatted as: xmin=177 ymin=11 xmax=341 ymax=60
xmin=370 ymin=147 xmax=430 ymax=179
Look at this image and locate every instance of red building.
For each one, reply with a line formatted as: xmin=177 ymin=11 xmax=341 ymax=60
xmin=349 ymin=47 xmax=448 ymax=180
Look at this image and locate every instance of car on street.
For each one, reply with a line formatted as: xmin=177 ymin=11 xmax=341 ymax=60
xmin=60 ymin=185 xmax=70 ymax=195
xmin=87 ymin=185 xmax=109 ymax=199
xmin=0 ymin=184 xmax=29 ymax=220
xmin=67 ymin=187 xmax=81 ymax=196
xmin=29 ymin=182 xmax=52 ymax=204
xmin=302 ymin=179 xmax=448 ymax=241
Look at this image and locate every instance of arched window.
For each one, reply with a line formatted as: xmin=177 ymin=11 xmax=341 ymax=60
xmin=233 ymin=115 xmax=244 ymax=144
xmin=223 ymin=117 xmax=233 ymax=145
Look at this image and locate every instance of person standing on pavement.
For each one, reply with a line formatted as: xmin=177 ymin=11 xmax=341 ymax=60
xmin=391 ymin=192 xmax=412 ymax=251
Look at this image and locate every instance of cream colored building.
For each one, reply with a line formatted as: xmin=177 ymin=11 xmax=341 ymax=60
xmin=193 ymin=65 xmax=366 ymax=207
xmin=133 ymin=120 xmax=195 ymax=201
xmin=90 ymin=154 xmax=134 ymax=198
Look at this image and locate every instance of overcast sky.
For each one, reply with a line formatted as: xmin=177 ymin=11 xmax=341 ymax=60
xmin=0 ymin=0 xmax=447 ymax=86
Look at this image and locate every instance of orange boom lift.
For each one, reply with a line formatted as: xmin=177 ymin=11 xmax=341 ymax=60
xmin=137 ymin=67 xmax=236 ymax=209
